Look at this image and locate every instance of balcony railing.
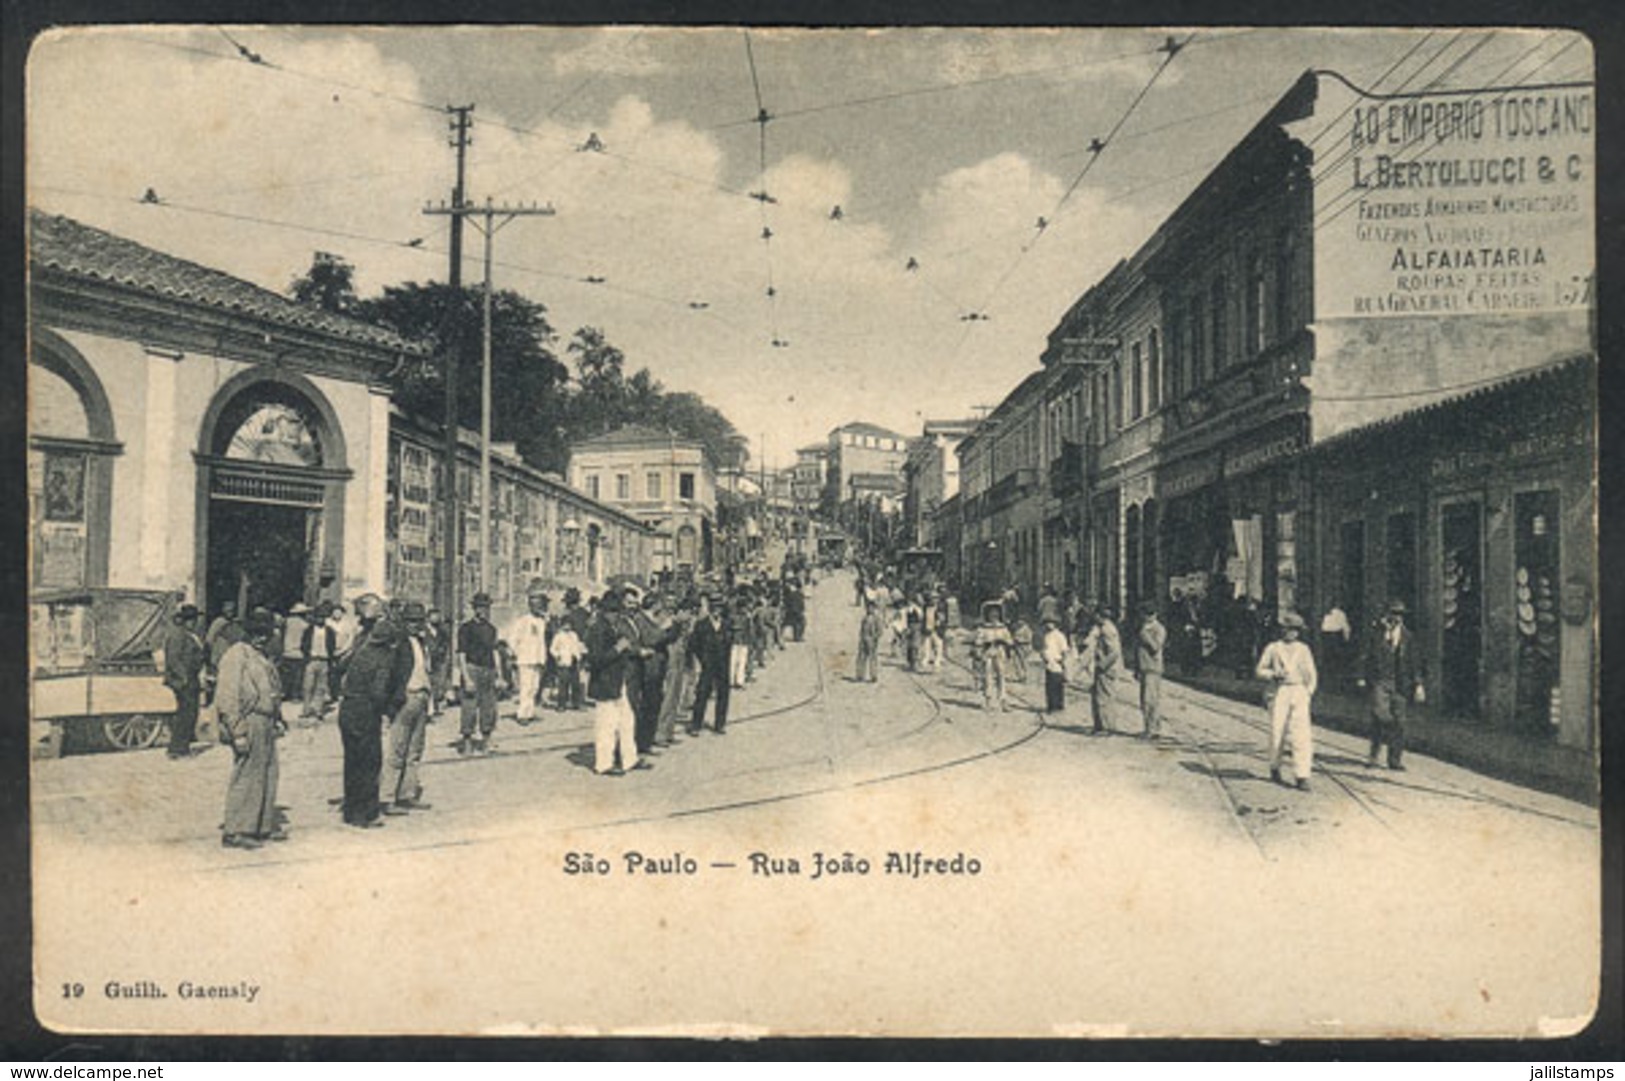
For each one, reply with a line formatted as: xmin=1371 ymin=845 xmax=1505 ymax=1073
xmin=1047 ymin=440 xmax=1091 ymax=496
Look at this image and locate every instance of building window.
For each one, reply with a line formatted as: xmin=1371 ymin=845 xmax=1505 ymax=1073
xmin=1275 ymin=230 xmax=1296 ymax=343
xmin=585 ymin=475 xmax=600 ymax=500
xmin=1130 ymin=342 xmax=1144 ymax=420
xmin=616 ymin=473 xmax=630 ymax=500
xmin=1189 ymin=300 xmax=1205 ymax=387
xmin=1247 ymin=254 xmax=1267 ymax=356
xmin=646 ymin=472 xmax=661 ymax=500
xmin=679 ymin=472 xmax=696 ymax=500
xmin=1148 ymin=329 xmax=1162 ymax=411
xmin=1210 ymin=276 xmax=1228 ymax=371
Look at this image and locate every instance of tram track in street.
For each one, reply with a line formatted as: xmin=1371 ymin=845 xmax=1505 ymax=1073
xmin=1162 ymin=683 xmax=1595 ymax=831
xmin=205 ymin=623 xmax=1051 ymax=872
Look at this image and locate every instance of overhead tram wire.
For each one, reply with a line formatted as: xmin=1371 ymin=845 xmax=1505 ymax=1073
xmin=1307 ymin=30 xmax=1502 ymax=200
xmin=486 ymin=28 xmax=654 ymax=201
xmin=927 ymin=35 xmax=1196 ymax=370
xmin=1301 ymin=30 xmax=1440 ymax=150
xmin=743 ymin=30 xmax=786 ymax=349
xmin=1310 ymin=35 xmax=1587 ymax=234
xmin=971 ymin=33 xmax=1194 ymax=323
xmin=702 ymin=28 xmax=1266 ymax=132
xmin=127 ymin=29 xmax=760 ymax=220
xmin=1312 ymin=38 xmax=1578 ymax=232
xmin=36 ymin=182 xmax=764 ymax=348
xmin=35 ymin=184 xmax=450 ymax=257
xmin=707 ymin=39 xmax=1171 ymax=131
xmin=1298 ymin=30 xmax=1474 ymax=192
xmin=126 ymin=31 xmax=446 ymax=115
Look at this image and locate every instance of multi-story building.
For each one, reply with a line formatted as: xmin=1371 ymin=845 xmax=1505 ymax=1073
xmin=956 ymin=371 xmax=1049 ymax=609
xmin=823 ymin=421 xmax=908 ymax=515
xmin=792 ymin=443 xmax=829 ymax=508
xmin=962 ymin=66 xmax=1596 ymax=761
xmin=901 ymin=419 xmax=978 ymax=550
xmin=567 ymin=424 xmax=717 ymax=573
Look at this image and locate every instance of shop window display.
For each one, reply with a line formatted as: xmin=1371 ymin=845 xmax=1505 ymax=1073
xmin=1514 ymin=490 xmax=1561 ymax=734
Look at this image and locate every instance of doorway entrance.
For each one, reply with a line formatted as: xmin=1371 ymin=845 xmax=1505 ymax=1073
xmin=196 ymin=371 xmax=348 ymax=618
xmin=206 ymin=497 xmax=320 ymax=615
xmin=1440 ymin=501 xmax=1482 ymax=716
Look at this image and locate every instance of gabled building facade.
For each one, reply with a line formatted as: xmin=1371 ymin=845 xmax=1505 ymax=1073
xmin=568 ymin=424 xmax=717 ymax=572
xmin=28 ymin=210 xmax=423 ymax=617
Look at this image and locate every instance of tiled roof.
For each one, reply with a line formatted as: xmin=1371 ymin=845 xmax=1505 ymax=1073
xmin=831 ymin=420 xmax=905 ymax=441
xmin=29 ymin=209 xmax=426 ymax=354
xmin=572 ymin=424 xmax=703 ymax=451
xmin=1311 ymin=354 xmax=1593 ymax=454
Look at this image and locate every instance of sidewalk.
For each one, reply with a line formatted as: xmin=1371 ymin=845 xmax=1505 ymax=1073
xmin=1163 ymin=664 xmax=1598 ymax=805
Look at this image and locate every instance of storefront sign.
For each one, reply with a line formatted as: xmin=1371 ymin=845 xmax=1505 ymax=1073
xmin=1430 ymin=426 xmax=1589 ymax=479
xmin=1224 ymin=426 xmax=1306 ymax=480
xmin=1158 ymin=455 xmax=1221 ymax=500
xmin=1310 ymin=81 xmax=1594 ymax=319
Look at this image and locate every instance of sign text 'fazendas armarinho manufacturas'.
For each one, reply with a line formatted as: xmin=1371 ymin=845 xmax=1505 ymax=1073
xmin=1326 ymin=86 xmax=1594 ymax=318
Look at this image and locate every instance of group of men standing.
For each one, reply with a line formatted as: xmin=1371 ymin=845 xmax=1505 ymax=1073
xmin=850 ymin=572 xmax=1425 ymax=796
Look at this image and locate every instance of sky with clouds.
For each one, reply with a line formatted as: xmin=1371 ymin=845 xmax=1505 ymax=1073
xmin=27 ymin=25 xmax=1590 ymax=465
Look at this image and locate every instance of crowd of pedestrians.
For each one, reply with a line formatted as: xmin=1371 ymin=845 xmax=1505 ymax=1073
xmin=841 ymin=570 xmax=1426 ymax=797
xmin=165 ymin=562 xmax=820 ymax=849
xmin=161 ymin=555 xmax=1433 ymax=849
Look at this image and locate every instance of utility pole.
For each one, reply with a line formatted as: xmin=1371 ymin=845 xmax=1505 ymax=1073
xmin=433 ymin=104 xmax=473 ymax=622
xmin=423 ymin=196 xmax=555 ymax=593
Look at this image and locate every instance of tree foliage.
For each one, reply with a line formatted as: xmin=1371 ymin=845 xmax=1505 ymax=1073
xmin=353 ymin=281 xmax=571 ymax=469
xmin=288 ymin=253 xmax=748 ymax=478
xmin=288 ymin=252 xmax=358 ymax=314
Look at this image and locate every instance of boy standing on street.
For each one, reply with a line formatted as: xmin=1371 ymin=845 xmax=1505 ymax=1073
xmin=1040 ymin=616 xmax=1070 ymax=713
xmin=456 ymin=593 xmax=501 ymax=755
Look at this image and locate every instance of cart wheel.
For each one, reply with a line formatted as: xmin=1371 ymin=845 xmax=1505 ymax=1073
xmin=103 ymin=713 xmax=169 ymax=751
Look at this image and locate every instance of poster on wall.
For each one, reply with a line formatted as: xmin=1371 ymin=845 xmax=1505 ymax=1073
xmin=41 ymin=452 xmax=86 ymax=522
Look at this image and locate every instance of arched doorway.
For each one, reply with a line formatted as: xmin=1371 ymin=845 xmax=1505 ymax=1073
xmin=196 ymin=370 xmax=349 ymax=616
xmin=675 ymin=523 xmax=698 ymax=569
xmin=30 ymin=331 xmax=118 ymax=590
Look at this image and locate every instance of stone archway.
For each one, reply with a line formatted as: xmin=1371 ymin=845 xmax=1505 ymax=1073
xmin=30 ymin=329 xmax=119 ymax=589
xmin=194 ymin=368 xmax=351 ymax=616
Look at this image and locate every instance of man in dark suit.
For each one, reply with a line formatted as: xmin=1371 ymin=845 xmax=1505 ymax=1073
xmin=687 ymin=593 xmax=733 ymax=735
xmin=337 ymin=595 xmax=408 ymax=828
xmin=1357 ymin=598 xmax=1424 ymax=771
xmin=586 ymin=589 xmax=648 ymax=775
xmin=162 ymin=603 xmax=206 ymax=759
xmin=623 ymin=584 xmax=676 ymax=755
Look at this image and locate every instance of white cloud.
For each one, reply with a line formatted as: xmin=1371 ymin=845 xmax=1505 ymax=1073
xmin=550 ymin=28 xmax=667 ymax=78
xmin=25 ymin=27 xmax=1166 ymax=465
xmin=932 ymin=28 xmax=1179 ymax=89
